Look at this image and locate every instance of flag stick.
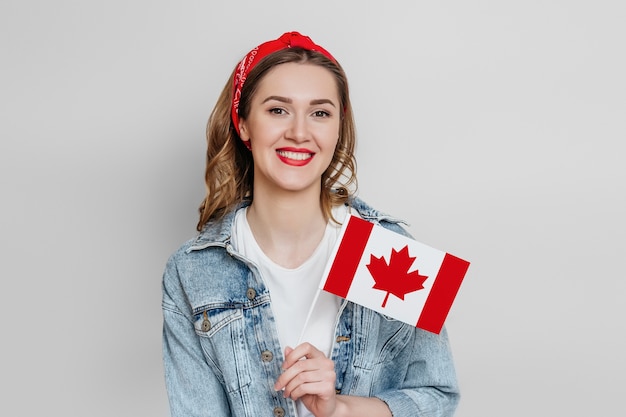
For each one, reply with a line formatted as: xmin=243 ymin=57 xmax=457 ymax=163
xmin=297 ymin=286 xmax=323 ymax=345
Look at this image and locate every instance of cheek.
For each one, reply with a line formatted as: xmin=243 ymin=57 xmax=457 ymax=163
xmin=245 ymin=120 xmax=271 ymax=140
xmin=320 ymin=120 xmax=340 ymax=139
xmin=325 ymin=126 xmax=341 ymax=147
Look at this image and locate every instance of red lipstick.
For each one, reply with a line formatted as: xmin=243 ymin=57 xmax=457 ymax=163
xmin=276 ymin=148 xmax=315 ymax=166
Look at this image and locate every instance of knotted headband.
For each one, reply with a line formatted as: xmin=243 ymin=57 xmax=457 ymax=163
xmin=231 ymin=31 xmax=337 ymax=136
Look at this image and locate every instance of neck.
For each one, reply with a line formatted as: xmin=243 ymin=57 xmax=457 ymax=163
xmin=246 ymin=187 xmax=327 ymax=268
xmin=248 ymin=191 xmax=326 ymax=239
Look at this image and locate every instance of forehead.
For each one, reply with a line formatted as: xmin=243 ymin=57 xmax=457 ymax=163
xmin=255 ymin=62 xmax=339 ymax=100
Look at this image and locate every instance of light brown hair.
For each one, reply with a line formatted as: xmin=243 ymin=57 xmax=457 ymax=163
xmin=196 ymin=47 xmax=357 ymax=231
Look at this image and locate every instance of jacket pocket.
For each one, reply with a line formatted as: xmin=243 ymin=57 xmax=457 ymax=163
xmin=193 ymin=305 xmax=252 ymax=393
xmin=353 ymin=308 xmax=413 ymax=369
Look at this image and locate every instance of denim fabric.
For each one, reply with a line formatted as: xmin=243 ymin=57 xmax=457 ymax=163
xmin=162 ymin=198 xmax=460 ymax=417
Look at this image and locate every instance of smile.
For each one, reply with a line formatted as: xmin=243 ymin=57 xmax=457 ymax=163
xmin=276 ymin=150 xmax=313 ymax=161
xmin=276 ymin=149 xmax=314 ymax=166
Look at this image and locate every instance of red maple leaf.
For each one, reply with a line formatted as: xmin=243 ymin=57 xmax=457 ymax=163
xmin=366 ymin=245 xmax=428 ymax=308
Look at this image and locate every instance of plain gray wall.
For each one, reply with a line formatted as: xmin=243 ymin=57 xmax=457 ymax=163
xmin=1 ymin=1 xmax=624 ymax=416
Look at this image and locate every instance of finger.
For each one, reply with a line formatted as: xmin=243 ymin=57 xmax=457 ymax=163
xmin=283 ymin=368 xmax=336 ymax=401
xmin=282 ymin=342 xmax=323 ymax=369
xmin=274 ymin=355 xmax=312 ymax=391
xmin=275 ymin=355 xmax=334 ymax=394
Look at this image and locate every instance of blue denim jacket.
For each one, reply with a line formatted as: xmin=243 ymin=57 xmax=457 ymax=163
xmin=162 ymin=198 xmax=460 ymax=417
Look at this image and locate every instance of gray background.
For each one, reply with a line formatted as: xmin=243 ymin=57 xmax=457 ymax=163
xmin=1 ymin=1 xmax=624 ymax=416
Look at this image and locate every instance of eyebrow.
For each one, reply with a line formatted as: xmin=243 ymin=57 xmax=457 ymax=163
xmin=261 ymin=95 xmax=336 ymax=108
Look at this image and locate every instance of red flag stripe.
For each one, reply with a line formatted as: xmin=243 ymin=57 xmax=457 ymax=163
xmin=322 ymin=216 xmax=374 ymax=298
xmin=416 ymin=253 xmax=470 ymax=334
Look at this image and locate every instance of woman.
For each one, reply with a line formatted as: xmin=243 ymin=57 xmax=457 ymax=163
xmin=162 ymin=31 xmax=460 ymax=417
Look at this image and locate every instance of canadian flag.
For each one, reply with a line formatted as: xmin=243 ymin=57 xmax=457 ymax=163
xmin=320 ymin=214 xmax=470 ymax=334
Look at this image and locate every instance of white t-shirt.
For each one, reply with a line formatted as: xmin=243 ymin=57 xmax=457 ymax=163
xmin=232 ymin=205 xmax=348 ymax=417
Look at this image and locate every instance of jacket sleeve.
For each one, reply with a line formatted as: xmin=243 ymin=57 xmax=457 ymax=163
xmin=373 ymin=325 xmax=460 ymax=417
xmin=162 ymin=254 xmax=231 ymax=417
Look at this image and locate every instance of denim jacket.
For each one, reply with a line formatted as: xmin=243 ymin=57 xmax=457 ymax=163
xmin=162 ymin=198 xmax=460 ymax=417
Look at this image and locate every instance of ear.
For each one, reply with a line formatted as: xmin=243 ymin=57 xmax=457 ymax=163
xmin=238 ymin=119 xmax=249 ymax=141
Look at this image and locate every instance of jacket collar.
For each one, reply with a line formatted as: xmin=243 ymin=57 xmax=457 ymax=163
xmin=192 ymin=197 xmax=404 ymax=246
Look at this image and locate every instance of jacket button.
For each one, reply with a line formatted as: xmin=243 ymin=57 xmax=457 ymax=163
xmin=261 ymin=350 xmax=273 ymax=362
xmin=246 ymin=288 xmax=256 ymax=300
xmin=201 ymin=318 xmax=211 ymax=332
xmin=201 ymin=311 xmax=211 ymax=332
xmin=273 ymin=406 xmax=285 ymax=417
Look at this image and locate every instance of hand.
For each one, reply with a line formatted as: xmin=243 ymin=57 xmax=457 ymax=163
xmin=274 ymin=343 xmax=338 ymax=417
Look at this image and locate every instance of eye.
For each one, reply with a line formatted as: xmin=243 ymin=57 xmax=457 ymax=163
xmin=312 ymin=110 xmax=331 ymax=118
xmin=269 ymin=107 xmax=286 ymax=115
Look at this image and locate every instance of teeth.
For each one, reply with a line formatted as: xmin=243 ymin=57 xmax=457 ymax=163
xmin=277 ymin=150 xmax=312 ymax=160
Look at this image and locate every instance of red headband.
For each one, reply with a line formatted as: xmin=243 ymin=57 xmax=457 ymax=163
xmin=231 ymin=31 xmax=337 ymax=135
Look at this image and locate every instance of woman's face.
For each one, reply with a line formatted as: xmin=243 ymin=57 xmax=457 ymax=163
xmin=239 ymin=62 xmax=341 ymax=197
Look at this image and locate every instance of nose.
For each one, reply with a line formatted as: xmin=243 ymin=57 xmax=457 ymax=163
xmin=286 ymin=114 xmax=310 ymax=143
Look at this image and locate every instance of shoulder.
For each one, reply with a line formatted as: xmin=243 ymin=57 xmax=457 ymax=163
xmin=162 ymin=231 xmax=251 ymax=313
xmin=162 ymin=210 xmax=246 ymax=289
xmin=348 ymin=197 xmax=413 ymax=238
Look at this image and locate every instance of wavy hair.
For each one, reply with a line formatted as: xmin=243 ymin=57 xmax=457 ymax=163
xmin=197 ymin=48 xmax=357 ymax=231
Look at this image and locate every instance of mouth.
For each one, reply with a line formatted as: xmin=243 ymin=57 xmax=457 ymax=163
xmin=276 ymin=150 xmax=313 ymax=160
xmin=276 ymin=149 xmax=315 ymax=166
